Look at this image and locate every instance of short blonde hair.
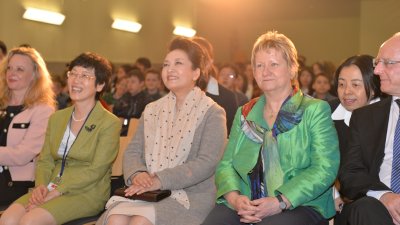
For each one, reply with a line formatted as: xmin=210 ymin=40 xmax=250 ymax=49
xmin=0 ymin=47 xmax=55 ymax=109
xmin=251 ymin=31 xmax=299 ymax=87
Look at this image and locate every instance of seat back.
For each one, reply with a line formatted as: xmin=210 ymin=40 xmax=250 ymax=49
xmin=112 ymin=118 xmax=139 ymax=177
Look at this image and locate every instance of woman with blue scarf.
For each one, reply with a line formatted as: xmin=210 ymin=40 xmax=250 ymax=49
xmin=202 ymin=31 xmax=339 ymax=225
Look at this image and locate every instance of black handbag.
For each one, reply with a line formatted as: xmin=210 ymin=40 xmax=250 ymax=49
xmin=114 ymin=187 xmax=171 ymax=202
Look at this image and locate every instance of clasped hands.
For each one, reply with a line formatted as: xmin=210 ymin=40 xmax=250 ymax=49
xmin=124 ymin=172 xmax=162 ymax=197
xmin=26 ymin=185 xmax=61 ymax=211
xmin=230 ymin=194 xmax=284 ymax=224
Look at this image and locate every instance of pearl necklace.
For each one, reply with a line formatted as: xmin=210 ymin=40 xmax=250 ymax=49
xmin=72 ymin=111 xmax=87 ymax=122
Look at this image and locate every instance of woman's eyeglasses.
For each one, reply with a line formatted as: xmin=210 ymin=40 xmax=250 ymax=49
xmin=67 ymin=71 xmax=95 ymax=81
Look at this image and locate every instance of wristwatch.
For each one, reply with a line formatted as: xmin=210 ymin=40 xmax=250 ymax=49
xmin=276 ymin=195 xmax=287 ymax=212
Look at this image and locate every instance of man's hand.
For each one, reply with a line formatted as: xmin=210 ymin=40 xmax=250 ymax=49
xmin=380 ymin=192 xmax=400 ymax=225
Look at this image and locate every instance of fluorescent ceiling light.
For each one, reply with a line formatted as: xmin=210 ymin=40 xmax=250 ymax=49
xmin=112 ymin=19 xmax=142 ymax=33
xmin=23 ymin=7 xmax=65 ymax=25
xmin=173 ymin=26 xmax=196 ymax=37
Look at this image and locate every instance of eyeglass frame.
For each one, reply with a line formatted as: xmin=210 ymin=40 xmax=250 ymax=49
xmin=67 ymin=71 xmax=96 ymax=81
xmin=372 ymin=58 xmax=400 ymax=67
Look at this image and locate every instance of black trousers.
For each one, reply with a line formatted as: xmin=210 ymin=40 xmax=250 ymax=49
xmin=202 ymin=204 xmax=328 ymax=225
xmin=334 ymin=196 xmax=394 ymax=225
xmin=0 ymin=172 xmax=33 ymax=206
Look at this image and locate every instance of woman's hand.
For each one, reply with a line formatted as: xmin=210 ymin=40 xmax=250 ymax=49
xmin=28 ymin=185 xmax=48 ymax=206
xmin=132 ymin=172 xmax=154 ymax=188
xmin=44 ymin=189 xmax=62 ymax=202
xmin=250 ymin=196 xmax=282 ymax=220
xmin=224 ymin=191 xmax=260 ymax=223
xmin=125 ymin=174 xmax=162 ymax=196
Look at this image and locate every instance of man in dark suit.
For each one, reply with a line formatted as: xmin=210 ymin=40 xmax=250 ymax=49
xmin=192 ymin=36 xmax=240 ymax=134
xmin=338 ymin=33 xmax=400 ymax=225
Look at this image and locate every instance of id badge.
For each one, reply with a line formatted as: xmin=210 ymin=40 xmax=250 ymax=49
xmin=47 ymin=182 xmax=58 ymax=191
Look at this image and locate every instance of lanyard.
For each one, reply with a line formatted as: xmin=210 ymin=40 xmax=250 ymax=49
xmin=56 ymin=106 xmax=95 ymax=183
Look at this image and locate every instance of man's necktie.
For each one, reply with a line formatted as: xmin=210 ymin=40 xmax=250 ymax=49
xmin=391 ymin=99 xmax=400 ymax=193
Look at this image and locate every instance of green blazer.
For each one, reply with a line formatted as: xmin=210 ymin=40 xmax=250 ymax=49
xmin=16 ymin=101 xmax=120 ymax=224
xmin=215 ymin=93 xmax=339 ymax=219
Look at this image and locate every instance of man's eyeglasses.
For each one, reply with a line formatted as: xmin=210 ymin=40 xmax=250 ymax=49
xmin=67 ymin=71 xmax=95 ymax=81
xmin=372 ymin=58 xmax=400 ymax=67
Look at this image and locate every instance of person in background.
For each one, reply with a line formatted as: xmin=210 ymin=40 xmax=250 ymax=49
xmin=312 ymin=73 xmax=337 ymax=101
xmin=0 ymin=52 xmax=120 ymax=225
xmin=102 ymin=76 xmax=128 ymax=110
xmin=243 ymin=62 xmax=254 ymax=99
xmin=298 ymin=66 xmax=314 ymax=95
xmin=234 ymin=71 xmax=248 ymax=95
xmin=203 ymin=31 xmax=339 ymax=225
xmin=0 ymin=47 xmax=55 ymax=206
xmin=338 ymin=32 xmax=400 ymax=225
xmin=192 ymin=36 xmax=239 ymax=134
xmin=135 ymin=57 xmax=152 ymax=74
xmin=52 ymin=75 xmax=71 ymax=110
xmin=113 ymin=68 xmax=152 ymax=119
xmin=217 ymin=63 xmax=248 ymax=106
xmin=328 ymin=54 xmax=382 ymax=221
xmin=0 ymin=40 xmax=7 ymax=61
xmin=97 ymin=36 xmax=227 ymax=225
xmin=144 ymin=68 xmax=162 ymax=102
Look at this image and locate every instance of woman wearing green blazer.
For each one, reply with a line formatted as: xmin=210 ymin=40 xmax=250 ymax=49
xmin=1 ymin=52 xmax=120 ymax=225
xmin=203 ymin=31 xmax=339 ymax=225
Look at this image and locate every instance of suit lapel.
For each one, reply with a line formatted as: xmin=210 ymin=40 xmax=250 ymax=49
xmin=68 ymin=102 xmax=104 ymax=156
xmin=53 ymin=107 xmax=73 ymax=158
xmin=371 ymin=97 xmax=392 ymax=166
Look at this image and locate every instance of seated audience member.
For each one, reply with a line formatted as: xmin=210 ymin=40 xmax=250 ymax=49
xmin=96 ymin=37 xmax=227 ymax=225
xmin=298 ymin=66 xmax=314 ymax=95
xmin=338 ymin=33 xmax=400 ymax=225
xmin=135 ymin=57 xmax=152 ymax=74
xmin=234 ymin=70 xmax=248 ymax=95
xmin=329 ymin=54 xmax=382 ymax=216
xmin=144 ymin=68 xmax=162 ymax=101
xmin=0 ymin=40 xmax=7 ymax=61
xmin=113 ymin=69 xmax=152 ymax=119
xmin=217 ymin=63 xmax=248 ymax=106
xmin=191 ymin=36 xmax=239 ymax=134
xmin=203 ymin=31 xmax=339 ymax=225
xmin=111 ymin=64 xmax=135 ymax=91
xmin=103 ymin=76 xmax=128 ymax=109
xmin=0 ymin=52 xmax=120 ymax=225
xmin=0 ymin=47 xmax=55 ymax=206
xmin=116 ymin=64 xmax=135 ymax=81
xmin=312 ymin=73 xmax=337 ymax=101
xmin=52 ymin=75 xmax=71 ymax=110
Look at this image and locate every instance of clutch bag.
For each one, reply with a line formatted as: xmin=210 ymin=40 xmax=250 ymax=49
xmin=114 ymin=187 xmax=171 ymax=202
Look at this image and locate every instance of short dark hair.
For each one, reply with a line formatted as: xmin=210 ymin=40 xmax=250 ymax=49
xmin=0 ymin=40 xmax=7 ymax=55
xmin=68 ymin=52 xmax=112 ymax=100
xmin=334 ymin=54 xmax=381 ymax=100
xmin=145 ymin=68 xmax=161 ymax=80
xmin=219 ymin=63 xmax=239 ymax=78
xmin=119 ymin=64 xmax=136 ymax=75
xmin=136 ymin=57 xmax=152 ymax=70
xmin=127 ymin=68 xmax=145 ymax=82
xmin=168 ymin=37 xmax=208 ymax=90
